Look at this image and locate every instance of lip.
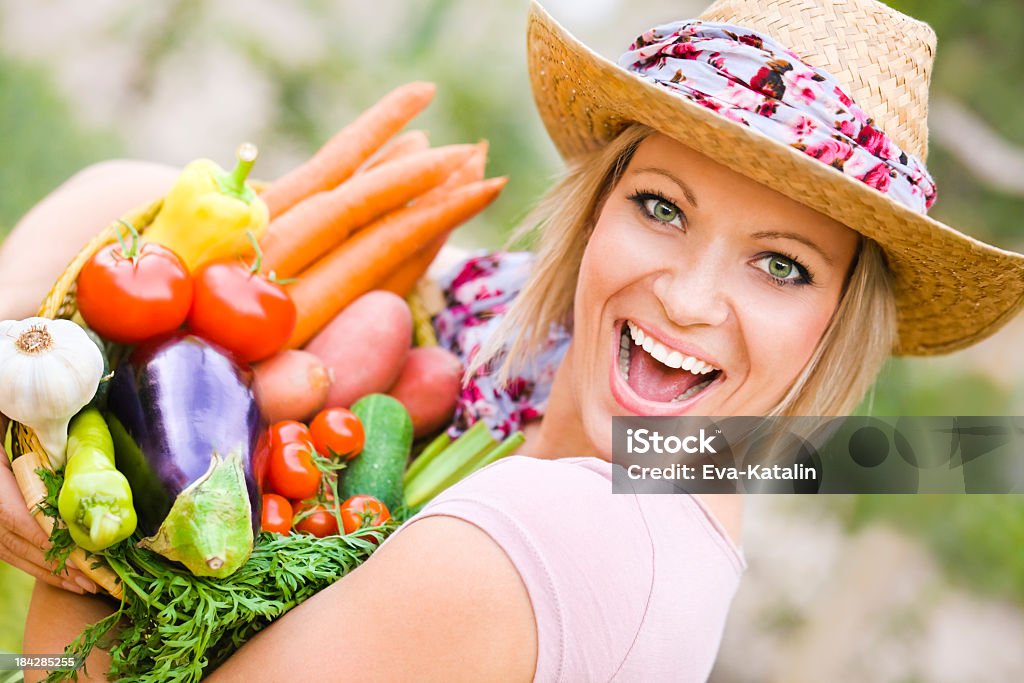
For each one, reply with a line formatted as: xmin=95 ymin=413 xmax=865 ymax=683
xmin=609 ymin=319 xmax=725 ymax=416
xmin=626 ymin=319 xmax=723 ymax=371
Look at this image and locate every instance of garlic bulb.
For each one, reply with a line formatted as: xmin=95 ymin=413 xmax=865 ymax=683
xmin=0 ymin=317 xmax=104 ymax=468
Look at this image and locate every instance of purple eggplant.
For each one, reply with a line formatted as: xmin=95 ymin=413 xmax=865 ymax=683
xmin=106 ymin=334 xmax=267 ymax=577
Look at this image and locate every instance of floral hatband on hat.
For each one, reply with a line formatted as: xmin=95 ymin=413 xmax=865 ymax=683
xmin=619 ymin=21 xmax=937 ymax=214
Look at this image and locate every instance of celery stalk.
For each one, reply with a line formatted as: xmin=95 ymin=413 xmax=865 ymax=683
xmin=413 ymin=431 xmax=526 ymax=507
xmin=470 ymin=431 xmax=525 ymax=473
xmin=404 ymin=421 xmax=496 ymax=509
xmin=438 ymin=440 xmax=499 ymax=490
xmin=403 ymin=431 xmax=451 ymax=487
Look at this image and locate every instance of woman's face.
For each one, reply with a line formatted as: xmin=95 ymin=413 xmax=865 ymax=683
xmin=568 ymin=133 xmax=859 ymax=454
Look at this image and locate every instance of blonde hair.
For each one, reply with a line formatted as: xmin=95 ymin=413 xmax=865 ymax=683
xmin=470 ymin=124 xmax=896 ymax=416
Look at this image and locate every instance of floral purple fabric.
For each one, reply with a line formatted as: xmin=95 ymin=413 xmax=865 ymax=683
xmin=433 ymin=250 xmax=569 ymax=440
xmin=619 ymin=21 xmax=937 ymax=213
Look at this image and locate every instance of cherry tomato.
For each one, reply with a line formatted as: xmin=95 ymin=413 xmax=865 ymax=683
xmin=340 ymin=495 xmax=391 ymax=541
xmin=187 ymin=259 xmax=296 ymax=363
xmin=261 ymin=494 xmax=293 ymax=535
xmin=268 ymin=420 xmax=313 ymax=452
xmin=267 ymin=441 xmax=321 ymax=500
xmin=294 ymin=503 xmax=339 ymax=538
xmin=76 ymin=228 xmax=193 ymax=344
xmin=310 ymin=408 xmax=365 ymax=460
xmin=252 ymin=436 xmax=271 ymax=495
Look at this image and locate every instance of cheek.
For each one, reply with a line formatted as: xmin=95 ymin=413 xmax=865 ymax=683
xmin=576 ymin=209 xmax=622 ymax=315
xmin=578 ymin=202 xmax=661 ymax=298
xmin=741 ymin=290 xmax=838 ymax=401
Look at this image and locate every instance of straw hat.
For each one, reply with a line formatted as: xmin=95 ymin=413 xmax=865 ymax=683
xmin=527 ymin=0 xmax=1024 ymax=355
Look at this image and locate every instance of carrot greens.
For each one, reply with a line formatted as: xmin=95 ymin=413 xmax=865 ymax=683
xmin=37 ymin=466 xmax=75 ymax=574
xmin=42 ymin=465 xmax=394 ymax=683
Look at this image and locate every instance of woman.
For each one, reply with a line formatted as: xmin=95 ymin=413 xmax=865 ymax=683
xmin=4 ymin=0 xmax=1024 ymax=680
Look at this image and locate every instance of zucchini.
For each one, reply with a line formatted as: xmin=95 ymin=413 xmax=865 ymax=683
xmin=341 ymin=394 xmax=413 ymax=511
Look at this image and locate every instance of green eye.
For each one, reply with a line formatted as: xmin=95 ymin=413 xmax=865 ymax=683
xmin=768 ymin=256 xmax=794 ymax=279
xmin=652 ymin=200 xmax=678 ymax=222
xmin=641 ymin=197 xmax=682 ymax=226
xmin=756 ymin=253 xmax=811 ymax=285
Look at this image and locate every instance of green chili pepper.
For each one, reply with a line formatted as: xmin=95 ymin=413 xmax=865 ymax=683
xmin=58 ymin=408 xmax=137 ymax=552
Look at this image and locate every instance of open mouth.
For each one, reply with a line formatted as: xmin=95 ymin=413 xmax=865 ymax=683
xmin=616 ymin=321 xmax=724 ymax=404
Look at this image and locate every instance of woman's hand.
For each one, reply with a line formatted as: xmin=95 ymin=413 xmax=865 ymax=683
xmin=0 ymin=415 xmax=97 ymax=593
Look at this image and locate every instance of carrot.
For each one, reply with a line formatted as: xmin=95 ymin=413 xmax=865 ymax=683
xmin=287 ymin=176 xmax=507 ymax=348
xmin=378 ymin=234 xmax=447 ymax=298
xmin=363 ymin=130 xmax=430 ymax=171
xmin=376 ymin=140 xmax=490 ymax=295
xmin=422 ymin=140 xmax=488 ymax=199
xmin=260 ymin=144 xmax=476 ymax=277
xmin=261 ymin=82 xmax=436 ymax=218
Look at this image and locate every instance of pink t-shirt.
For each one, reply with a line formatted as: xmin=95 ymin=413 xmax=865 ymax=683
xmin=388 ymin=455 xmax=746 ymax=682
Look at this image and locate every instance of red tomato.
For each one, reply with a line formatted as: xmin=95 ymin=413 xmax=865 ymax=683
xmin=340 ymin=495 xmax=391 ymax=537
xmin=76 ymin=233 xmax=193 ymax=344
xmin=261 ymin=494 xmax=293 ymax=535
xmin=187 ymin=260 xmax=296 ymax=363
xmin=310 ymin=408 xmax=365 ymax=460
xmin=294 ymin=503 xmax=339 ymax=538
xmin=267 ymin=441 xmax=321 ymax=500
xmin=268 ymin=420 xmax=313 ymax=452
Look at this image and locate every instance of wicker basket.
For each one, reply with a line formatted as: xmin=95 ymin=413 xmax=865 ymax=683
xmin=8 ymin=190 xmax=441 ymax=598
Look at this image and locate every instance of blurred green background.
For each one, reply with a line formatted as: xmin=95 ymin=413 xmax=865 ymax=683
xmin=1 ymin=0 xmax=1023 ymax=680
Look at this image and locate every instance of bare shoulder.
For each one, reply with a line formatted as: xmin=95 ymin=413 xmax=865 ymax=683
xmin=206 ymin=516 xmax=537 ymax=683
xmin=693 ymin=493 xmax=744 ymax=548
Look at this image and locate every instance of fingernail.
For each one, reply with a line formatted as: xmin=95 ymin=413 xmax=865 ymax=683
xmin=75 ymin=576 xmax=98 ymax=593
xmin=62 ymin=580 xmax=85 ymax=595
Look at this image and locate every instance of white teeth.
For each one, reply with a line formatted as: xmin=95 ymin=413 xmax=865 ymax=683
xmin=627 ymin=321 xmax=643 ymax=345
xmin=618 ymin=327 xmax=631 ymax=380
xmin=622 ymin=321 xmax=720 ymax=378
xmin=622 ymin=320 xmax=721 ymax=377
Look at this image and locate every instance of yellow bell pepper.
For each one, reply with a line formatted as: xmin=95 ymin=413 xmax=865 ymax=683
xmin=145 ymin=143 xmax=270 ymax=271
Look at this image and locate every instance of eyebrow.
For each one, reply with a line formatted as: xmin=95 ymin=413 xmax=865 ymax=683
xmin=631 ymin=167 xmax=699 ymax=209
xmin=750 ymin=230 xmax=834 ymax=265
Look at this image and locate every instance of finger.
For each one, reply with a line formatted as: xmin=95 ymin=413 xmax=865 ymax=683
xmin=0 ymin=526 xmax=96 ymax=593
xmin=0 ymin=460 xmax=52 ymax=549
xmin=0 ymin=498 xmax=96 ymax=588
xmin=0 ymin=549 xmax=82 ymax=593
xmin=0 ymin=521 xmax=64 ymax=576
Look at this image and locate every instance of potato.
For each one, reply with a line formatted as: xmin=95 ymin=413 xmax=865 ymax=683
xmin=305 ymin=290 xmax=413 ymax=408
xmin=253 ymin=350 xmax=332 ymax=423
xmin=388 ymin=346 xmax=464 ymax=438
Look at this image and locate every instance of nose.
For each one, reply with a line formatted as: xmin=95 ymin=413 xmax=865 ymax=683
xmin=651 ymin=246 xmax=733 ymax=329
